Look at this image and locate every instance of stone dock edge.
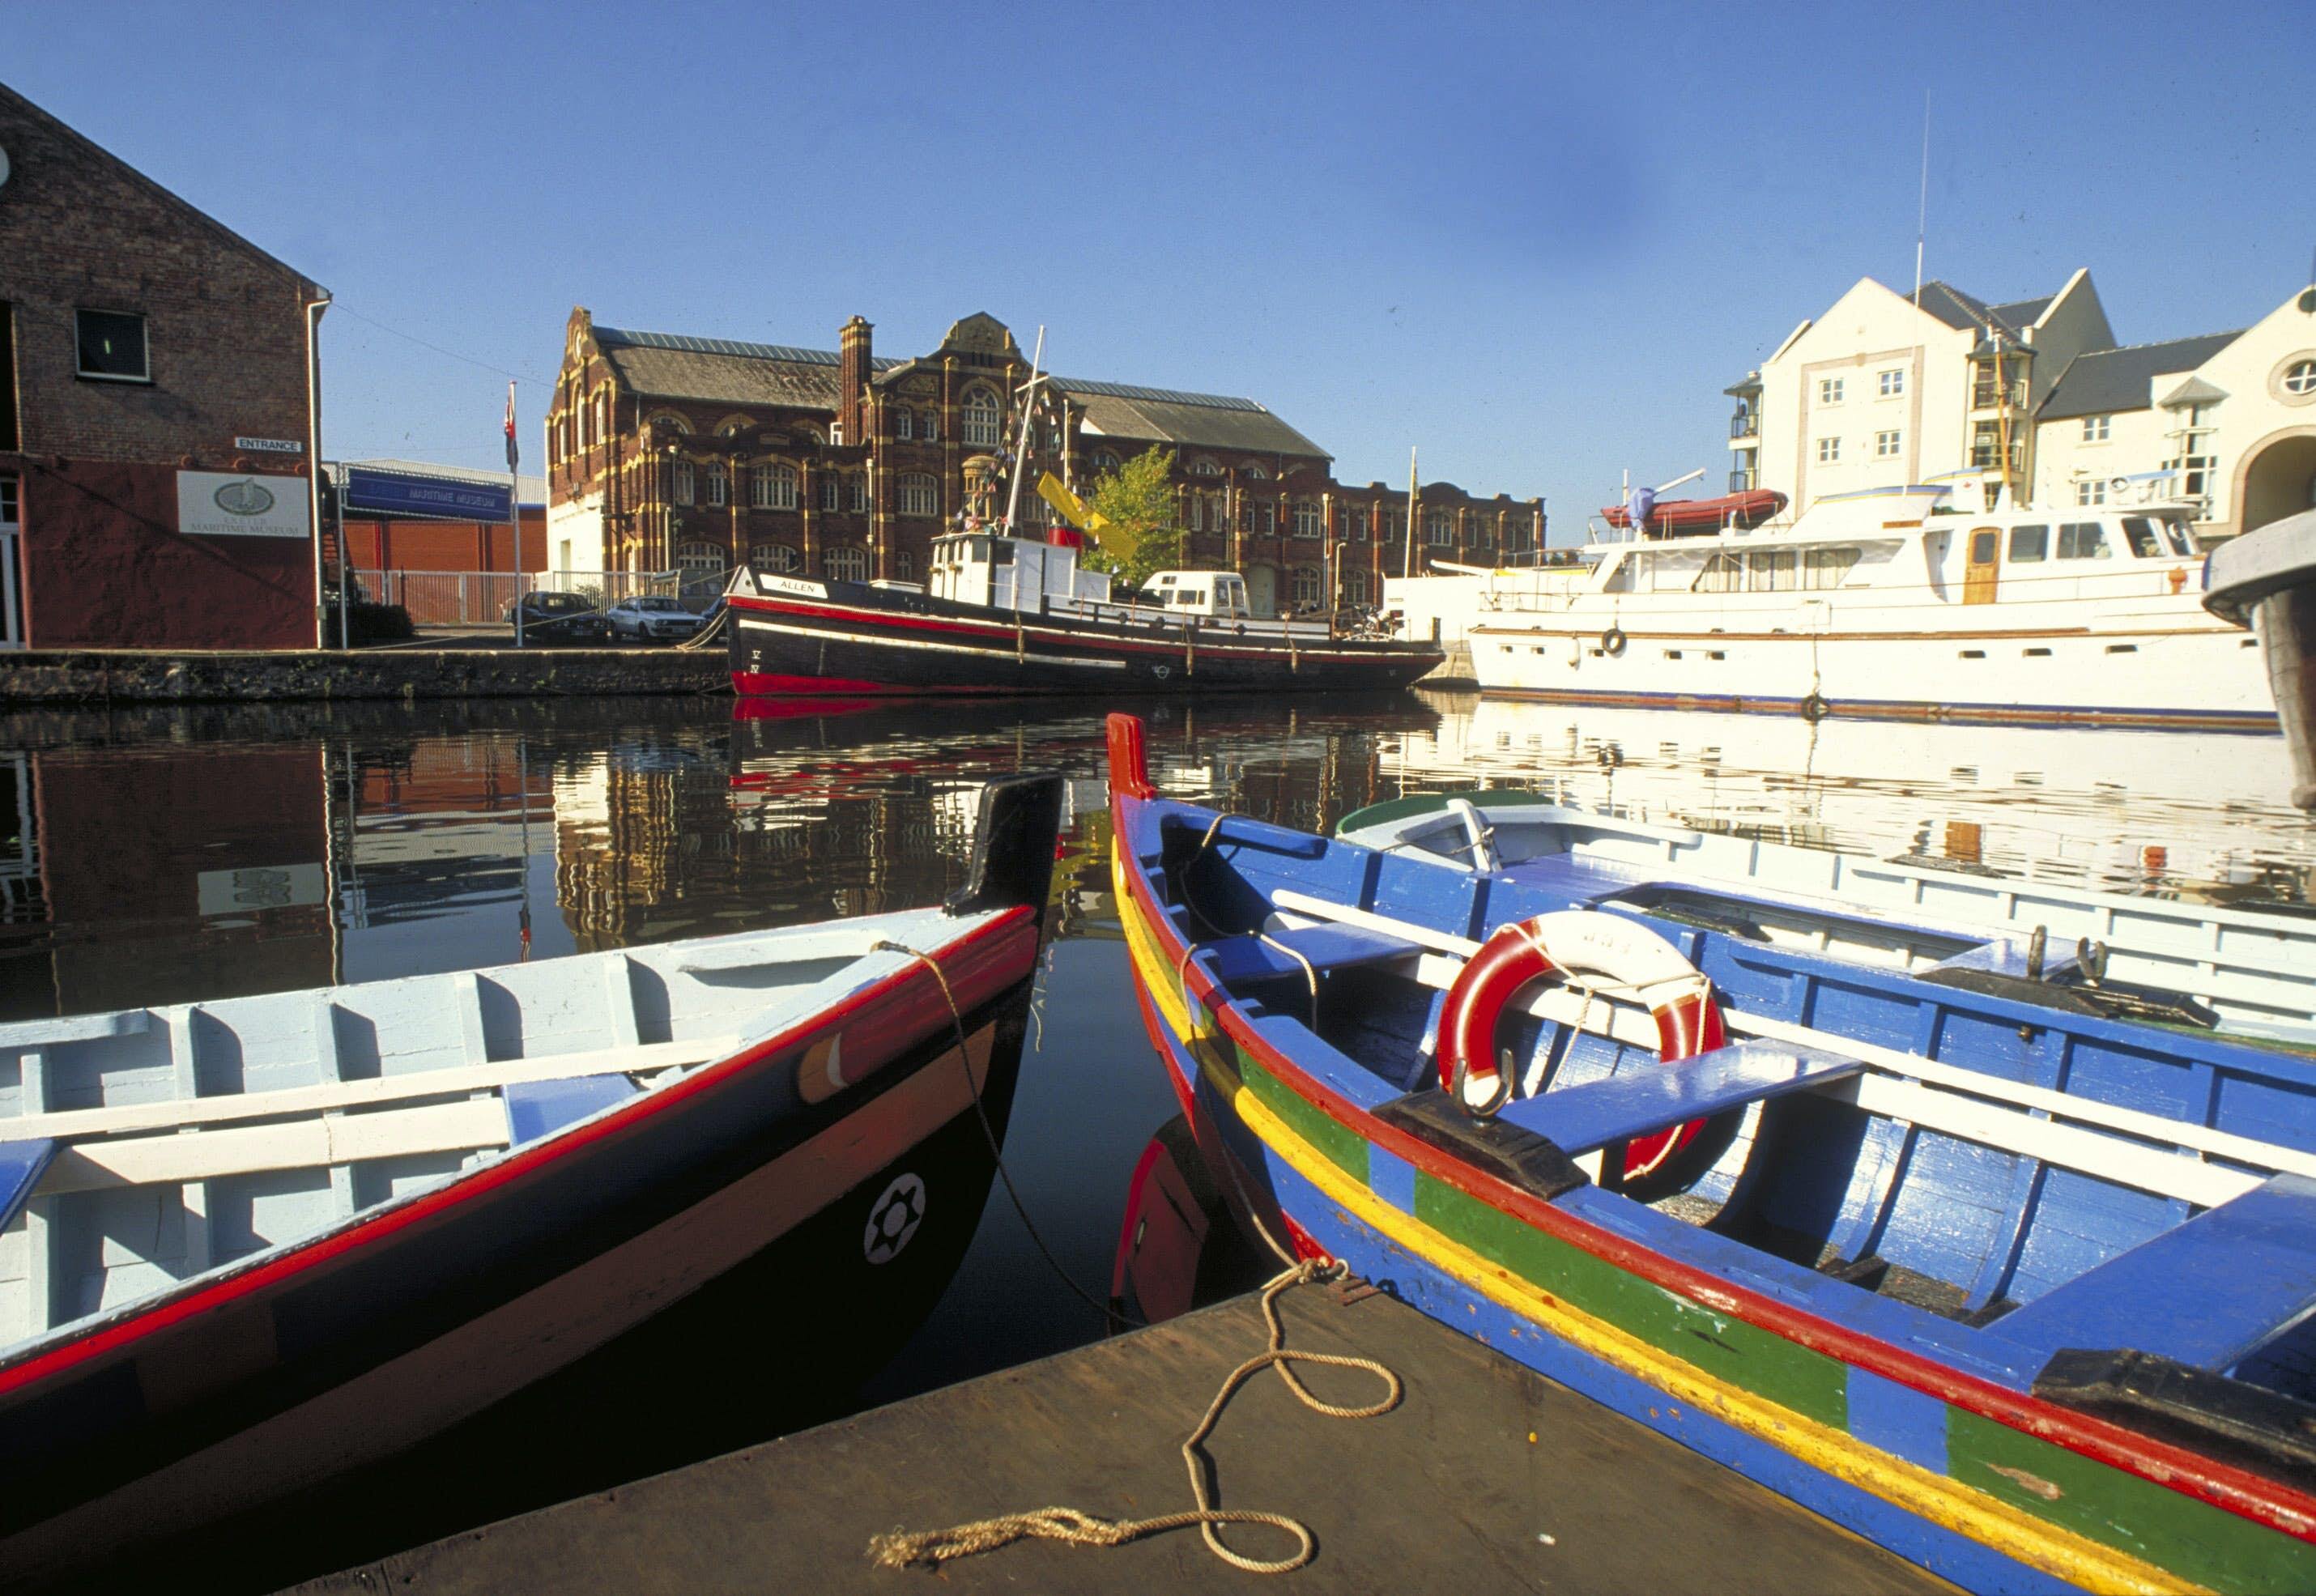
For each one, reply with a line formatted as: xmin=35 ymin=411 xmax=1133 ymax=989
xmin=0 ymin=649 xmax=730 ymax=704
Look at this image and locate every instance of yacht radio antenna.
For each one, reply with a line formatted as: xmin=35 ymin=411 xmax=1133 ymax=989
xmin=1002 ymin=326 xmax=1047 ymax=534
xmin=1913 ymin=91 xmax=1931 ymax=308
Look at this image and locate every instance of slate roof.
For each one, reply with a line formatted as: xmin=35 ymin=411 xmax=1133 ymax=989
xmin=1910 ymin=281 xmax=2057 ymax=338
xmin=2038 ymin=331 xmax=2243 ymax=420
xmin=589 ymin=322 xmax=1328 ymax=458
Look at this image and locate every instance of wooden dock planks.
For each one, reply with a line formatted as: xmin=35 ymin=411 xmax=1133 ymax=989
xmin=292 ymin=1287 xmax=1954 ymax=1594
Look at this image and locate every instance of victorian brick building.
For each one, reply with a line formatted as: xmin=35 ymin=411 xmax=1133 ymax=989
xmin=547 ymin=309 xmax=1542 ymax=618
xmin=0 ymin=82 xmax=326 ymax=650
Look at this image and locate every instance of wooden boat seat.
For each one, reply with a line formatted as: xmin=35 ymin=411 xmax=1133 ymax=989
xmin=0 ymin=1138 xmax=56 ymax=1232
xmin=1495 ymin=1042 xmax=1862 ymax=1156
xmin=503 ymin=1075 xmax=643 ymax=1146
xmin=1989 ymin=1173 xmax=2316 ymax=1374
xmin=1195 ymin=924 xmax=1424 ymax=988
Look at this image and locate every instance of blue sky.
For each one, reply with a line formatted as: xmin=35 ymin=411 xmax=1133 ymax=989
xmin=13 ymin=1 xmax=2313 ymax=540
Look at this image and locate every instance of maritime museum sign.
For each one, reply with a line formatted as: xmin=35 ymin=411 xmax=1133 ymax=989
xmin=176 ymin=470 xmax=311 ymax=538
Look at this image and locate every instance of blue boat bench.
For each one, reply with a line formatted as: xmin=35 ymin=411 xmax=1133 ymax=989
xmin=1495 ymin=1041 xmax=1863 ymax=1166
xmin=1191 ymin=923 xmax=1424 ymax=989
xmin=1990 ymin=1172 xmax=2316 ymax=1376
xmin=0 ymin=1138 xmax=57 ymax=1233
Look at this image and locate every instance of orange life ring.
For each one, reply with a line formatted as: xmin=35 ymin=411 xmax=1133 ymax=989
xmin=1437 ymin=911 xmax=1731 ymax=1191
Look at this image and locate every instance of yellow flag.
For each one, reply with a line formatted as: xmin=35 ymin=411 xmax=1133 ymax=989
xmin=1037 ymin=473 xmax=1132 ymax=556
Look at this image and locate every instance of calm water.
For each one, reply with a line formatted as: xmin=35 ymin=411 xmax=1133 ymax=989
xmin=1 ymin=689 xmax=2310 ymax=1568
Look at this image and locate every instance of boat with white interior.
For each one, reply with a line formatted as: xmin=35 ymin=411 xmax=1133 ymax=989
xmin=1435 ymin=485 xmax=2275 ymax=730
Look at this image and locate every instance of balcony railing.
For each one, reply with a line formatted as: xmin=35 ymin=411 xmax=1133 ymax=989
xmin=1729 ymin=470 xmax=1756 ymax=494
xmin=1968 ymin=444 xmax=2027 ymax=475
xmin=1970 ymin=381 xmax=2028 ymax=411
xmin=1730 ymin=411 xmax=1759 ymax=440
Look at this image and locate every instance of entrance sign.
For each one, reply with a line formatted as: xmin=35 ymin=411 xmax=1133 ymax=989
xmin=177 ymin=471 xmax=310 ymax=538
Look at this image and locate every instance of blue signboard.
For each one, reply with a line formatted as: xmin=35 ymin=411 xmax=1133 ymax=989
xmin=341 ymin=466 xmax=513 ymax=524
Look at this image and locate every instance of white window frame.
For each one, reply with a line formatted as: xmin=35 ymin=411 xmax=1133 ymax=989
xmin=899 ymin=472 xmax=939 ymax=517
xmin=2075 ymin=479 xmax=2108 ymax=507
xmin=673 ymin=459 xmax=696 ymax=505
xmin=2284 ymin=360 xmax=2316 ymax=398
xmin=1816 ymin=436 xmax=1841 ymax=463
xmin=1818 ymin=377 xmax=1845 ymax=406
xmin=751 ymin=542 xmax=802 ymax=574
xmin=1878 ymin=368 xmax=1904 ymax=398
xmin=753 ymin=463 xmax=798 ymax=510
xmin=2083 ymin=415 xmax=2111 ymax=443
xmin=845 ymin=475 xmax=867 ymax=513
xmin=896 ymin=408 xmax=914 ymax=440
xmin=962 ymin=389 xmax=1003 ymax=448
xmin=824 ymin=545 xmax=870 ymax=582
xmin=1291 ymin=500 xmax=1322 ymax=538
xmin=1874 ymin=429 xmax=1901 ymax=459
xmin=704 ymin=462 xmax=728 ymax=507
xmin=675 ymin=540 xmax=726 ymax=576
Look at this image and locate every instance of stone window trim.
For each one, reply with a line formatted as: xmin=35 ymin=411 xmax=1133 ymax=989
xmin=2273 ymin=355 xmax=2316 ymax=406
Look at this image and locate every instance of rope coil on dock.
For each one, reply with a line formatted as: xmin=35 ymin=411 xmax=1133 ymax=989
xmin=867 ymin=1259 xmax=1401 ymax=1576
xmin=869 ymin=930 xmax=1404 ymax=1577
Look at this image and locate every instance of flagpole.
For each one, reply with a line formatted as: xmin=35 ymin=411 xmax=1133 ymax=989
xmin=508 ymin=381 xmax=524 ymax=649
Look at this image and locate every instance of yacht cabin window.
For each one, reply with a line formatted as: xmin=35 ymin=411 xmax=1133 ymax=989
xmin=2008 ymin=525 xmax=2048 ymax=563
xmin=2056 ymin=522 xmax=2110 ymax=560
xmin=2118 ymin=517 xmax=2164 ymax=559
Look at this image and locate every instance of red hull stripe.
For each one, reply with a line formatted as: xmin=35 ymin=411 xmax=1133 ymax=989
xmin=1111 ymin=798 xmax=2316 ymax=1541
xmin=728 ymin=594 xmax=1422 ymax=666
xmin=0 ymin=909 xmax=1037 ymax=1401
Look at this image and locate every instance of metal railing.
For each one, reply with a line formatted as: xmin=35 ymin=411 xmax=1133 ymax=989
xmin=1730 ymin=412 xmax=1758 ymax=440
xmin=352 ymin=569 xmax=680 ymax=626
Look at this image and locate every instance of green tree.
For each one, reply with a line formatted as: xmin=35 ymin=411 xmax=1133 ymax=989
xmin=1080 ymin=445 xmax=1181 ymax=588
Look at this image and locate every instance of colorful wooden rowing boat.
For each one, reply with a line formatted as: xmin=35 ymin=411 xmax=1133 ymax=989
xmin=0 ymin=772 xmax=1063 ymax=1587
xmin=1334 ymin=789 xmax=2316 ymax=1044
xmin=1106 ymin=712 xmax=2316 ymax=1593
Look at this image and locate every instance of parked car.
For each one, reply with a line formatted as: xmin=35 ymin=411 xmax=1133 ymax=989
xmin=605 ymin=594 xmax=706 ymax=643
xmin=504 ymin=590 xmax=614 ymax=646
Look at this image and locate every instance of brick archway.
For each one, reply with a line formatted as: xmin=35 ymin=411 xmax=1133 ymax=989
xmin=2234 ymin=424 xmax=2316 ymax=537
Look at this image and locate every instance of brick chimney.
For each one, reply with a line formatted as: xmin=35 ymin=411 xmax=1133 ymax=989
xmin=838 ymin=315 xmax=872 ymax=444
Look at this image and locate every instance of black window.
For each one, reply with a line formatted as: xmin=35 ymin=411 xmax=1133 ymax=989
xmin=75 ymin=309 xmax=148 ymax=380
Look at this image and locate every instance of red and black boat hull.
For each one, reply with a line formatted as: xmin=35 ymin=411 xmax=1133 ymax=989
xmin=727 ymin=582 xmax=1441 ymax=696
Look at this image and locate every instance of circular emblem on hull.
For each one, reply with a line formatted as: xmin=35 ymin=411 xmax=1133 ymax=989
xmin=864 ymin=1173 xmax=927 ymax=1264
xmin=214 ymin=479 xmax=276 ymax=517
xmin=1151 ymin=664 xmax=1172 ymax=679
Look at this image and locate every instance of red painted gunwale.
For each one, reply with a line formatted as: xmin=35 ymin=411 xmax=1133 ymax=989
xmin=1103 ymin=744 xmax=2316 ymax=1543
xmin=0 ymin=909 xmax=1037 ymax=1402
xmin=726 ymin=592 xmax=1426 ymax=666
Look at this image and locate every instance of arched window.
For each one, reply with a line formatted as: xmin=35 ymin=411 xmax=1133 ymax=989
xmin=1344 ymin=568 xmax=1370 ymax=604
xmin=2286 ymin=360 xmax=2316 ymax=398
xmin=647 ymin=411 xmax=692 ymax=436
xmin=963 ymin=387 xmax=1003 ymax=448
xmin=1425 ymin=510 xmax=1452 ymax=546
xmin=675 ymin=541 xmax=727 ymax=580
xmin=672 ymin=459 xmax=696 ymax=505
xmin=751 ymin=543 xmax=803 ymax=574
xmin=1245 ymin=464 xmax=1270 ymax=480
xmin=899 ymin=472 xmax=939 ymax=517
xmin=1092 ymin=450 xmax=1121 ymax=475
xmin=751 ymin=462 xmax=798 ymax=510
xmin=1292 ymin=500 xmax=1322 ymax=538
xmin=1291 ymin=566 xmax=1324 ymax=608
xmin=896 ymin=550 xmax=916 ymax=581
xmin=1190 ymin=458 xmax=1221 ymax=477
xmin=703 ymin=462 xmax=728 ymax=507
xmin=824 ymin=546 xmax=870 ymax=581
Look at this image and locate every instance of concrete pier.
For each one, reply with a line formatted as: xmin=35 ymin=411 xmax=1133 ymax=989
xmin=294 ymin=1287 xmax=1951 ymax=1594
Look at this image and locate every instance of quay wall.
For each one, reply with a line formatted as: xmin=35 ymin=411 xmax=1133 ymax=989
xmin=0 ymin=648 xmax=729 ymax=704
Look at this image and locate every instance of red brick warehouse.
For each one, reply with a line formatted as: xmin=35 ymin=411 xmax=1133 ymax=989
xmin=546 ymin=310 xmax=1545 ymax=619
xmin=0 ymin=81 xmax=327 ymax=650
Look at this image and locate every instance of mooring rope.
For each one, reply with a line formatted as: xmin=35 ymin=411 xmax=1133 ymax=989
xmin=868 ymin=1256 xmax=1400 ymax=1576
xmin=869 ymin=923 xmax=1404 ymax=1577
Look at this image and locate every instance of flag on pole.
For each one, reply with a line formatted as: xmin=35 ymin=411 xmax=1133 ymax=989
xmin=504 ymin=382 xmax=519 ymax=470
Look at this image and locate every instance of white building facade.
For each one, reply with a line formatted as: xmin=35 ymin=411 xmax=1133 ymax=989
xmin=1729 ymin=273 xmax=2316 ymax=540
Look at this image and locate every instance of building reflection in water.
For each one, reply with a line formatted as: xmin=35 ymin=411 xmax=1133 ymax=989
xmin=2 ymin=688 xmax=2306 ymax=1026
